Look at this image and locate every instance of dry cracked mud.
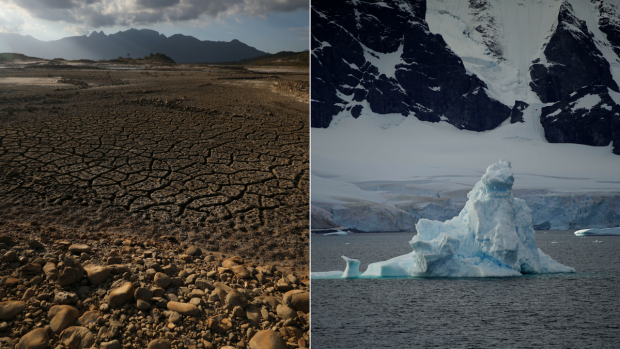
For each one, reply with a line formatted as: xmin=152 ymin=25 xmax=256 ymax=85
xmin=0 ymin=65 xmax=309 ymax=269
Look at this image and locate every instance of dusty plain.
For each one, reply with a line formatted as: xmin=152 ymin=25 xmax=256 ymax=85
xmin=0 ymin=60 xmax=309 ymax=348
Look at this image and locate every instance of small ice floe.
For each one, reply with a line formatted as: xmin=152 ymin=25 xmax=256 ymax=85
xmin=324 ymin=230 xmax=351 ymax=236
xmin=575 ymin=227 xmax=620 ymax=236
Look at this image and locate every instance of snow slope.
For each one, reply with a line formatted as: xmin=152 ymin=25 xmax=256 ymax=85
xmin=426 ymin=0 xmax=563 ymax=106
xmin=311 ymin=107 xmax=620 ymax=230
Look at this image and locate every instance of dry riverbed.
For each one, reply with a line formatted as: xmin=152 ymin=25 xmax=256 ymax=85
xmin=0 ymin=63 xmax=309 ymax=348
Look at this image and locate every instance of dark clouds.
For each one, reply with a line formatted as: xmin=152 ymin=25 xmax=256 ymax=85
xmin=1 ymin=0 xmax=308 ymax=28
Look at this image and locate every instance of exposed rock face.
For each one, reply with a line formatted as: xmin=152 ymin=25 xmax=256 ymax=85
xmin=540 ymin=85 xmax=620 ymax=154
xmin=510 ymin=101 xmax=529 ymax=124
xmin=529 ymin=1 xmax=619 ymax=104
xmin=311 ymin=0 xmax=510 ymax=130
xmin=594 ymin=0 xmax=620 ymax=59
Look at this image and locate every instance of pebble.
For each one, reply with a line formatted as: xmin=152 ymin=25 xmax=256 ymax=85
xmin=28 ymin=240 xmax=44 ymax=249
xmin=15 ymin=328 xmax=48 ymax=349
xmin=185 ymin=246 xmax=202 ymax=256
xmin=5 ymin=277 xmax=20 ymax=287
xmin=222 ymin=256 xmax=244 ymax=268
xmin=248 ymin=330 xmax=288 ymax=349
xmin=108 ymin=282 xmax=135 ymax=308
xmin=154 ymin=272 xmax=171 ymax=288
xmin=0 ymin=301 xmax=27 ymax=320
xmin=0 ymin=232 xmax=308 ymax=349
xmin=54 ymin=291 xmax=78 ymax=304
xmin=48 ymin=305 xmax=79 ymax=333
xmin=100 ymin=339 xmax=121 ymax=349
xmin=136 ymin=299 xmax=151 ymax=310
xmin=2 ymin=250 xmax=17 ymax=262
xmin=76 ymin=310 xmax=100 ymax=326
xmin=276 ymin=304 xmax=296 ymax=320
xmin=59 ymin=326 xmax=95 ymax=349
xmin=283 ymin=290 xmax=309 ymax=313
xmin=83 ymin=265 xmax=111 ymax=285
xmin=68 ymin=244 xmax=92 ymax=254
xmin=166 ymin=301 xmax=198 ymax=316
xmin=148 ymin=338 xmax=171 ymax=349
xmin=232 ymin=265 xmax=251 ymax=278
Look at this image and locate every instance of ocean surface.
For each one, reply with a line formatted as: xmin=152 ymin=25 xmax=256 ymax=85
xmin=311 ymin=231 xmax=620 ymax=348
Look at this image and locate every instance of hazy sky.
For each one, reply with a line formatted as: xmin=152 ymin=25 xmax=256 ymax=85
xmin=0 ymin=0 xmax=309 ymax=53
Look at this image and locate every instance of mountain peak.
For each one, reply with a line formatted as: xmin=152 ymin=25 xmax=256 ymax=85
xmin=0 ymin=29 xmax=267 ymax=63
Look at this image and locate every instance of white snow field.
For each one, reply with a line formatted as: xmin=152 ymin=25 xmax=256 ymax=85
xmin=311 ymin=160 xmax=576 ymax=279
xmin=311 ymin=0 xmax=620 ymax=232
xmin=312 ymin=110 xmax=620 ymax=231
xmin=574 ymin=227 xmax=620 ymax=236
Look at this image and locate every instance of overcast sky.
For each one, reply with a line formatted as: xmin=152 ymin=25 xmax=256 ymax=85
xmin=0 ymin=0 xmax=309 ymax=53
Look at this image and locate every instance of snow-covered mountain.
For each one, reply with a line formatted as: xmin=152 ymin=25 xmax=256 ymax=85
xmin=312 ymin=0 xmax=620 ymax=154
xmin=311 ymin=0 xmax=620 ymax=232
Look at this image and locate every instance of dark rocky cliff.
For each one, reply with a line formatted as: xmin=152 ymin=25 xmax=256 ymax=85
xmin=311 ymin=0 xmax=511 ymax=130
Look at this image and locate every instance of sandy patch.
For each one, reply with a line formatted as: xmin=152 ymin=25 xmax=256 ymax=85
xmin=0 ymin=77 xmax=60 ymax=86
xmin=247 ymin=67 xmax=309 ymax=73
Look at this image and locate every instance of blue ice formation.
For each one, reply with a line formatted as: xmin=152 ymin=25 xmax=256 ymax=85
xmin=574 ymin=227 xmax=620 ymax=236
xmin=316 ymin=159 xmax=575 ymax=279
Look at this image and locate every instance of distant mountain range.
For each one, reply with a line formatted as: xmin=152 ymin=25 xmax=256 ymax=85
xmin=0 ymin=29 xmax=267 ymax=63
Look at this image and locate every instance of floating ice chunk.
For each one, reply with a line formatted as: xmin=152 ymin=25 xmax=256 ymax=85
xmin=574 ymin=227 xmax=620 ymax=236
xmin=341 ymin=256 xmax=361 ymax=278
xmin=324 ymin=230 xmax=351 ymax=236
xmin=311 ymin=270 xmax=346 ymax=279
xmin=330 ymin=159 xmax=576 ymax=279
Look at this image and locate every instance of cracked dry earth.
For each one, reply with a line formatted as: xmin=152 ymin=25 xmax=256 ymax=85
xmin=0 ymin=66 xmax=309 ymax=269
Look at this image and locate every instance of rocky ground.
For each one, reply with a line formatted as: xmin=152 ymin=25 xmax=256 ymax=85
xmin=0 ymin=232 xmax=309 ymax=349
xmin=0 ymin=65 xmax=309 ymax=269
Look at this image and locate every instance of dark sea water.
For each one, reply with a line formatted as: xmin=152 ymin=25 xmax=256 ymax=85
xmin=311 ymin=231 xmax=620 ymax=349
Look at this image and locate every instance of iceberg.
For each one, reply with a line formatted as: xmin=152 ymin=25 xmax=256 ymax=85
xmin=574 ymin=227 xmax=620 ymax=236
xmin=321 ymin=160 xmax=575 ymax=279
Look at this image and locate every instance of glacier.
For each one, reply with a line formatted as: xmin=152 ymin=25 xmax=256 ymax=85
xmin=315 ymin=160 xmax=575 ymax=279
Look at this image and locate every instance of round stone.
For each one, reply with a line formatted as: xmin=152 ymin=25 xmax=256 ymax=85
xmin=185 ymin=246 xmax=202 ymax=256
xmin=166 ymin=301 xmax=199 ymax=316
xmin=154 ymin=272 xmax=171 ymax=288
xmin=108 ymin=282 xmax=135 ymax=308
xmin=134 ymin=287 xmax=153 ymax=302
xmin=84 ymin=265 xmax=111 ymax=285
xmin=0 ymin=301 xmax=26 ymax=320
xmin=282 ymin=290 xmax=309 ymax=313
xmin=248 ymin=330 xmax=288 ymax=349
xmin=59 ymin=326 xmax=95 ymax=349
xmin=136 ymin=299 xmax=151 ymax=310
xmin=276 ymin=304 xmax=296 ymax=320
xmin=16 ymin=328 xmax=48 ymax=349
xmin=147 ymin=339 xmax=171 ymax=349
xmin=48 ymin=305 xmax=79 ymax=333
xmin=69 ymin=244 xmax=92 ymax=254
